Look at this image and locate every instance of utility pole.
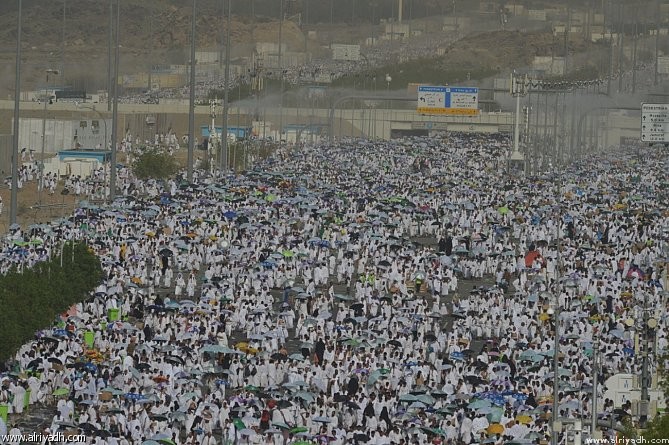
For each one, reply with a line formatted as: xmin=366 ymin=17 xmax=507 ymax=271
xmin=640 ymin=291 xmax=656 ymax=428
xmin=606 ymin=0 xmax=612 ymax=96
xmin=110 ymin=0 xmax=120 ymax=202
xmin=39 ymin=69 xmax=59 ymax=206
xmin=655 ymin=0 xmax=660 ymax=85
xmin=278 ymin=0 xmax=284 ymax=143
xmin=10 ymin=0 xmax=22 ymax=225
xmin=510 ymin=72 xmax=528 ymax=173
xmin=591 ymin=337 xmax=599 ymax=438
xmin=565 ymin=8 xmax=570 ymax=75
xmin=632 ymin=10 xmax=638 ymax=93
xmin=187 ymin=0 xmax=196 ymax=182
xmin=618 ymin=1 xmax=624 ymax=93
xmin=61 ymin=0 xmax=66 ymax=83
xmin=147 ymin=5 xmax=153 ymax=92
xmin=221 ymin=0 xmax=232 ymax=173
xmin=107 ymin=0 xmax=113 ymax=112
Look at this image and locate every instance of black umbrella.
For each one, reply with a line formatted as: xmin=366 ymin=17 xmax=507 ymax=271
xmin=150 ymin=415 xmax=169 ymax=422
xmin=347 ymin=402 xmax=360 ymax=410
xmin=48 ymin=357 xmax=63 ymax=365
xmin=159 ymin=248 xmax=174 ymax=257
xmin=378 ymin=260 xmax=391 ymax=267
xmin=66 ymin=362 xmax=86 ymax=369
xmin=27 ymin=359 xmax=42 ymax=370
xmin=431 ymin=390 xmax=449 ymax=399
xmin=464 ymin=375 xmax=486 ymax=385
xmin=424 ymin=333 xmax=437 ymax=342
xmin=136 ymin=363 xmax=152 ymax=371
xmin=350 ymin=303 xmax=364 ymax=311
xmin=77 ymin=422 xmax=98 ymax=432
xmin=354 ymin=433 xmax=370 ymax=442
xmin=277 ymin=400 xmax=293 ymax=409
xmin=448 ymin=313 xmax=466 ymax=319
xmin=41 ymin=336 xmax=60 ymax=344
xmin=333 ymin=394 xmax=348 ymax=403
xmin=165 ymin=356 xmax=184 ymax=365
xmin=95 ymin=430 xmax=112 ymax=438
xmin=387 ymin=340 xmax=402 ymax=348
xmin=271 ymin=353 xmax=288 ymax=361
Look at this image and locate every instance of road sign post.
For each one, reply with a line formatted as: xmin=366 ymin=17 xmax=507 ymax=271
xmin=641 ymin=103 xmax=669 ymax=143
xmin=417 ymin=86 xmax=479 ymax=116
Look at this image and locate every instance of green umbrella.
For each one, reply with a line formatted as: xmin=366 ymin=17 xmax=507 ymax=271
xmin=157 ymin=440 xmax=176 ymax=445
xmin=52 ymin=388 xmax=69 ymax=396
xmin=266 ymin=194 xmax=277 ymax=202
xmin=233 ymin=418 xmax=246 ymax=430
xmin=282 ymin=249 xmax=294 ymax=258
xmin=498 ymin=206 xmax=509 ymax=215
xmin=290 ymin=427 xmax=308 ymax=434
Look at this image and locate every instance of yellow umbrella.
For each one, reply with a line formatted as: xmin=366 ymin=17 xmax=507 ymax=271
xmin=486 ymin=424 xmax=504 ymax=435
xmin=516 ymin=415 xmax=532 ymax=425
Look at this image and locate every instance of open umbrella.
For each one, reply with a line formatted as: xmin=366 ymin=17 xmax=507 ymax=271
xmin=52 ymin=388 xmax=69 ymax=396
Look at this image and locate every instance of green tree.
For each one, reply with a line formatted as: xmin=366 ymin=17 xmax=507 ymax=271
xmin=132 ymin=147 xmax=179 ymax=180
xmin=0 ymin=242 xmax=103 ymax=363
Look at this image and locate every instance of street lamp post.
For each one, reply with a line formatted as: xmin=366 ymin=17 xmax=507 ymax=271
xmin=187 ymin=0 xmax=197 ymax=182
xmin=547 ymin=298 xmax=561 ymax=445
xmin=10 ymin=0 xmax=22 ymax=225
xmin=509 ymin=72 xmax=528 ymax=173
xmin=385 ymin=74 xmax=391 ymax=139
xmin=591 ymin=335 xmax=599 ymax=438
xmin=221 ymin=0 xmax=232 ymax=173
xmin=39 ymin=68 xmax=59 ymax=205
xmin=110 ymin=0 xmax=120 ymax=202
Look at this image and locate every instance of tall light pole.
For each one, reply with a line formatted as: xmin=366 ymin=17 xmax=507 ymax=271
xmin=221 ymin=0 xmax=232 ymax=173
xmin=61 ymin=0 xmax=66 ymax=82
xmin=107 ymin=0 xmax=113 ymax=112
xmin=39 ymin=69 xmax=59 ymax=205
xmin=509 ymin=72 xmax=528 ymax=173
xmin=278 ymin=0 xmax=284 ymax=143
xmin=110 ymin=0 xmax=120 ymax=202
xmin=187 ymin=0 xmax=196 ymax=182
xmin=591 ymin=336 xmax=599 ymax=438
xmin=547 ymin=296 xmax=561 ymax=445
xmin=10 ymin=0 xmax=22 ymax=225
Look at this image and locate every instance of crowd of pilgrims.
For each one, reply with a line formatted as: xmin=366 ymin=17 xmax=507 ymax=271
xmin=0 ymin=132 xmax=667 ymax=445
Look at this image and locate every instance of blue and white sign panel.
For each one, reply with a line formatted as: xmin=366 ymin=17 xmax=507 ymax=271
xmin=417 ymin=86 xmax=479 ymax=116
xmin=641 ymin=103 xmax=669 ymax=143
